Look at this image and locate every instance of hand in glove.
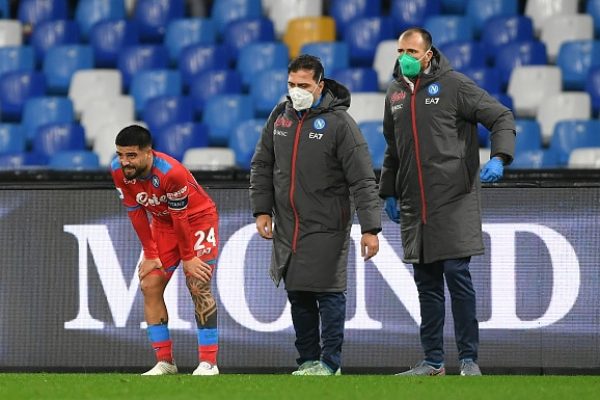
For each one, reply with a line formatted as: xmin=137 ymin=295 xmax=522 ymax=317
xmin=384 ymin=197 xmax=400 ymax=224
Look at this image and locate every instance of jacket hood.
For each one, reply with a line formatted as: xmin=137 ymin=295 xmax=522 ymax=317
xmin=286 ymin=78 xmax=351 ymax=112
xmin=392 ymin=46 xmax=453 ymax=83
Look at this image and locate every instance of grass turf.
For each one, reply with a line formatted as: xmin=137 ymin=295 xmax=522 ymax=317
xmin=1 ymin=374 xmax=599 ymax=400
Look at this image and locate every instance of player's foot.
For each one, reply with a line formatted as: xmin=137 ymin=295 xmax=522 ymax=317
xmin=292 ymin=361 xmax=341 ymax=376
xmin=291 ymin=360 xmax=319 ymax=375
xmin=395 ymin=360 xmax=445 ymax=376
xmin=141 ymin=361 xmax=178 ymax=375
xmin=460 ymin=359 xmax=482 ymax=376
xmin=192 ymin=361 xmax=219 ymax=376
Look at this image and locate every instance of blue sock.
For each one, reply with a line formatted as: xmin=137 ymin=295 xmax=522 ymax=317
xmin=147 ymin=323 xmax=170 ymax=342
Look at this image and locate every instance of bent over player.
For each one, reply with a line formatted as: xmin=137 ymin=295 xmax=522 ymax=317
xmin=111 ymin=125 xmax=219 ymax=376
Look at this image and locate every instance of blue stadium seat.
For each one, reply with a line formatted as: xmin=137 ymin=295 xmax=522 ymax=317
xmin=211 ymin=0 xmax=263 ymax=37
xmin=75 ymin=0 xmax=126 ymax=40
xmin=477 ymin=124 xmax=489 ymax=147
xmin=230 ymin=118 xmax=265 ymax=169
xmin=0 ymin=0 xmax=9 ymax=18
xmin=514 ymin=119 xmax=543 ymax=153
xmin=32 ymin=122 xmax=86 ymax=163
xmin=43 ymin=45 xmax=94 ymax=94
xmin=223 ymin=17 xmax=275 ymax=59
xmin=0 ymin=71 xmax=46 ymax=121
xmin=495 ymin=40 xmax=547 ymax=87
xmin=466 ymin=0 xmax=518 ymax=37
xmin=390 ymin=0 xmax=441 ymax=35
xmin=345 ymin=16 xmax=395 ymax=66
xmin=49 ymin=150 xmax=101 ymax=170
xmin=0 ymin=46 xmax=35 ymax=76
xmin=329 ymin=0 xmax=382 ymax=38
xmin=18 ymin=0 xmax=68 ymax=28
xmin=481 ymin=15 xmax=534 ymax=64
xmin=0 ymin=152 xmax=46 ymax=169
xmin=31 ymin=20 xmax=80 ymax=66
xmin=189 ymin=69 xmax=243 ymax=114
xmin=202 ymin=94 xmax=254 ymax=146
xmin=441 ymin=0 xmax=467 ymax=13
xmin=142 ymin=95 xmax=194 ymax=133
xmin=510 ymin=149 xmax=554 ymax=169
xmin=22 ymin=97 xmax=75 ymax=142
xmin=440 ymin=40 xmax=485 ymax=72
xmin=133 ymin=0 xmax=185 ymax=42
xmin=585 ymin=65 xmax=600 ymax=115
xmin=250 ymin=68 xmax=288 ymax=117
xmin=117 ymin=45 xmax=169 ymax=89
xmin=179 ymin=44 xmax=232 ymax=88
xmin=0 ymin=124 xmax=26 ymax=155
xmin=548 ymin=120 xmax=600 ymax=166
xmin=300 ymin=42 xmax=349 ymax=74
xmin=586 ymin=0 xmax=600 ymax=37
xmin=90 ymin=19 xmax=139 ymax=68
xmin=424 ymin=15 xmax=473 ymax=49
xmin=463 ymin=67 xmax=501 ymax=94
xmin=164 ymin=18 xmax=216 ymax=65
xmin=557 ymin=40 xmax=600 ymax=91
xmin=154 ymin=122 xmax=209 ymax=161
xmin=237 ymin=42 xmax=289 ymax=87
xmin=330 ymin=67 xmax=379 ymax=92
xmin=130 ymin=69 xmax=182 ymax=115
xmin=491 ymin=92 xmax=513 ymax=109
xmin=358 ymin=121 xmax=386 ymax=169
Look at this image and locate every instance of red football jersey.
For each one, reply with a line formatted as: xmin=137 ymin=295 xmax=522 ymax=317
xmin=111 ymin=150 xmax=216 ymax=261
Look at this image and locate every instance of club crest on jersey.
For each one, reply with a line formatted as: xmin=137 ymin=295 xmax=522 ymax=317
xmin=313 ymin=118 xmax=326 ymax=130
xmin=151 ymin=175 xmax=160 ymax=188
xmin=428 ymin=83 xmax=440 ymax=95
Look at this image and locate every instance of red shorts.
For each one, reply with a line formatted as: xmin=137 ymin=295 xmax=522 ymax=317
xmin=152 ymin=214 xmax=219 ymax=279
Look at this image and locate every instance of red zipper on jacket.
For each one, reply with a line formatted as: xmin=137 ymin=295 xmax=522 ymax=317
xmin=410 ymin=77 xmax=427 ymax=224
xmin=289 ymin=113 xmax=306 ymax=252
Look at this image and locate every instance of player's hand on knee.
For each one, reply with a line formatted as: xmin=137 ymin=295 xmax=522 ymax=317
xmin=183 ymin=257 xmax=213 ymax=282
xmin=138 ymin=258 xmax=162 ymax=280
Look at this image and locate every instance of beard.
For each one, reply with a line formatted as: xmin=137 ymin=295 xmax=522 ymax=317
xmin=122 ymin=165 xmax=141 ymax=180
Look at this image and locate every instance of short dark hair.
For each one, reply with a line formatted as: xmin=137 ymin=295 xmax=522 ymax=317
xmin=115 ymin=125 xmax=152 ymax=149
xmin=288 ymin=54 xmax=324 ymax=83
xmin=401 ymin=27 xmax=433 ymax=50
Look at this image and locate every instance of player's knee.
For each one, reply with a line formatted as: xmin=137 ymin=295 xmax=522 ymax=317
xmin=140 ymin=274 xmax=166 ymax=297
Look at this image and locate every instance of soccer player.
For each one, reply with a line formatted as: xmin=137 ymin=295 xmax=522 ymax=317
xmin=111 ymin=125 xmax=220 ymax=376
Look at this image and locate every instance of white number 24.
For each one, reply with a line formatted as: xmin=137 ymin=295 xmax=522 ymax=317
xmin=194 ymin=227 xmax=216 ymax=251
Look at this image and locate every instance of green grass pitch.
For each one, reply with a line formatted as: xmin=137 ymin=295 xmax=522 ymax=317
xmin=1 ymin=374 xmax=600 ymax=400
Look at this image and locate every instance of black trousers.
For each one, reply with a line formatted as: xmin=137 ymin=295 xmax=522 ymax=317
xmin=413 ymin=257 xmax=479 ymax=364
xmin=287 ymin=291 xmax=346 ymax=371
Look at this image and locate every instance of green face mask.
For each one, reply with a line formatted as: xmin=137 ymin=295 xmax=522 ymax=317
xmin=398 ymin=49 xmax=430 ymax=78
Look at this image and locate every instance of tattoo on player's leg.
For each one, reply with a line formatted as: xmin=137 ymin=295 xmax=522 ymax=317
xmin=186 ymin=277 xmax=217 ymax=326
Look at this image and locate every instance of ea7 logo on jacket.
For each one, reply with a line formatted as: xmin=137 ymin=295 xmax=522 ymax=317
xmin=309 ymin=132 xmax=323 ymax=140
xmin=274 ymin=115 xmax=292 ymax=128
xmin=426 ymin=83 xmax=440 ymax=105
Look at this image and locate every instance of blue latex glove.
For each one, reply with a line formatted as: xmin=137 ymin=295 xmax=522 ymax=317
xmin=384 ymin=196 xmax=400 ymax=224
xmin=480 ymin=156 xmax=504 ymax=183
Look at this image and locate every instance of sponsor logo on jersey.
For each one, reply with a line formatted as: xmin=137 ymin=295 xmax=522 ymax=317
xmin=309 ymin=132 xmax=323 ymax=140
xmin=167 ymin=186 xmax=188 ymax=201
xmin=274 ymin=115 xmax=293 ymax=128
xmin=136 ymin=192 xmax=167 ymax=207
xmin=391 ymin=91 xmax=406 ymax=103
xmin=273 ymin=129 xmax=287 ymax=136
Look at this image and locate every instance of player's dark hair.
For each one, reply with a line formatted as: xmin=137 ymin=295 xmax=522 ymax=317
xmin=288 ymin=54 xmax=324 ymax=83
xmin=401 ymin=27 xmax=433 ymax=49
xmin=115 ymin=125 xmax=152 ymax=149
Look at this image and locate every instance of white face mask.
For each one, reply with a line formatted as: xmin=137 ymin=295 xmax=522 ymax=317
xmin=288 ymin=86 xmax=317 ymax=111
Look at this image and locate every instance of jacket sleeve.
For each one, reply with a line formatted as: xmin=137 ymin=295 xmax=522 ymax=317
xmin=458 ymin=78 xmax=516 ymax=163
xmin=337 ymin=114 xmax=382 ymax=234
xmin=249 ymin=103 xmax=282 ymax=217
xmin=379 ymin=94 xmax=399 ymax=198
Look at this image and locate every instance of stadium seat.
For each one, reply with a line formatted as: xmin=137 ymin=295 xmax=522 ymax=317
xmin=424 ymin=15 xmax=473 ymax=49
xmin=69 ymin=69 xmax=122 ymax=118
xmin=568 ymin=147 xmax=600 ymax=168
xmin=94 ymin=119 xmax=144 ymax=166
xmin=153 ymin=122 xmax=209 ymax=161
xmin=345 ymin=16 xmax=395 ymax=67
xmin=390 ymin=0 xmax=441 ymax=35
xmin=22 ymin=96 xmax=74 ymax=142
xmin=536 ymin=92 xmax=591 ymax=145
xmin=43 ymin=45 xmax=94 ymax=95
xmin=557 ymin=40 xmax=600 ymax=91
xmin=211 ymin=0 xmax=263 ymax=37
xmin=479 ymin=147 xmax=491 ymax=165
xmin=18 ymin=0 xmax=68 ymax=30
xmin=525 ymin=0 xmax=578 ymax=36
xmin=0 ymin=0 xmax=8 ymax=18
xmin=477 ymin=124 xmax=490 ymax=147
xmin=32 ymin=122 xmax=86 ymax=163
xmin=223 ymin=17 xmax=275 ymax=59
xmin=330 ymin=67 xmax=379 ymax=93
xmin=481 ymin=15 xmax=534 ymax=65
xmin=300 ymin=42 xmax=349 ymax=75
xmin=514 ymin=119 xmax=543 ymax=154
xmin=82 ymin=96 xmax=135 ymax=145
xmin=509 ymin=149 xmax=545 ymax=168
xmin=236 ymin=42 xmax=289 ymax=88
xmin=358 ymin=121 xmax=386 ymax=169
xmin=465 ymin=0 xmax=518 ymax=37
xmin=164 ymin=18 xmax=216 ymax=65
xmin=117 ymin=45 xmax=169 ymax=89
xmin=182 ymin=147 xmax=236 ymax=170
xmin=189 ymin=69 xmax=243 ymax=115
xmin=283 ymin=16 xmax=336 ymax=59
xmin=30 ymin=20 xmax=80 ymax=66
xmin=0 ymin=71 xmax=46 ymax=121
xmin=463 ymin=67 xmax=501 ymax=94
xmin=0 ymin=20 xmax=23 ymax=46
xmin=133 ymin=0 xmax=185 ymax=42
xmin=0 ymin=123 xmax=26 ymax=155
xmin=0 ymin=46 xmax=35 ymax=76
xmin=347 ymin=92 xmax=385 ymax=124
xmin=178 ymin=44 xmax=232 ymax=88
xmin=496 ymin=40 xmax=548 ymax=88
xmin=507 ymin=66 xmax=561 ymax=118
xmin=268 ymin=0 xmax=323 ymax=38
xmin=585 ymin=65 xmax=600 ymax=115
xmin=441 ymin=0 xmax=467 ymax=13
xmin=250 ymin=68 xmax=288 ymax=117
xmin=0 ymin=152 xmax=45 ymax=169
xmin=90 ymin=20 xmax=139 ymax=68
xmin=440 ymin=40 xmax=485 ymax=72
xmin=130 ymin=69 xmax=182 ymax=115
xmin=75 ymin=0 xmax=126 ymax=40
xmin=329 ymin=0 xmax=381 ymax=38
xmin=541 ymin=15 xmax=593 ymax=63
xmin=202 ymin=94 xmax=254 ymax=146
xmin=548 ymin=120 xmax=600 ymax=166
xmin=373 ymin=39 xmax=397 ymax=90
xmin=229 ymin=118 xmax=265 ymax=169
xmin=49 ymin=150 xmax=101 ymax=170
xmin=587 ymin=0 xmax=600 ymax=38
xmin=491 ymin=92 xmax=513 ymax=110
xmin=142 ymin=95 xmax=193 ymax=133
